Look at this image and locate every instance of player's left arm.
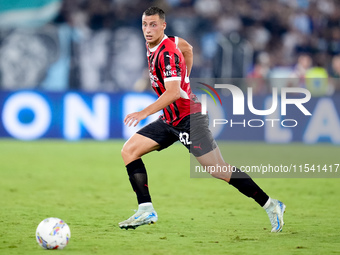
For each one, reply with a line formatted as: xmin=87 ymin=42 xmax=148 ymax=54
xmin=124 ymin=80 xmax=180 ymax=127
xmin=177 ymin=38 xmax=193 ymax=77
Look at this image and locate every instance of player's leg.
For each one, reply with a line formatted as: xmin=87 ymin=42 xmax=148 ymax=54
xmin=195 ymin=146 xmax=269 ymax=206
xmin=121 ymin=133 xmax=160 ymax=204
xmin=190 ymin=114 xmax=286 ymax=232
xmin=121 ymin=133 xmax=161 ymax=165
xmin=119 ymin=133 xmax=159 ymax=229
xmin=194 ymin=145 xmax=232 ymax=181
xmin=196 ymin=146 xmax=285 ymax=232
xmin=119 ymin=118 xmax=178 ymax=229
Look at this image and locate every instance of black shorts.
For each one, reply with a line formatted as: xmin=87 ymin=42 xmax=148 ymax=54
xmin=137 ymin=113 xmax=217 ymax=157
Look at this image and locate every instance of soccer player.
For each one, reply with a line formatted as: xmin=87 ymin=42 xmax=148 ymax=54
xmin=119 ymin=6 xmax=286 ymax=232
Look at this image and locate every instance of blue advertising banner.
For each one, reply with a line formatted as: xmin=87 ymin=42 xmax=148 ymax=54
xmin=0 ymin=91 xmax=159 ymax=140
xmin=0 ymin=90 xmax=339 ymax=143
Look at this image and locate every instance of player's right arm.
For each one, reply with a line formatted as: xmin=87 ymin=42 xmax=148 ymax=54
xmin=177 ymin=38 xmax=193 ymax=77
xmin=124 ymin=80 xmax=180 ymax=127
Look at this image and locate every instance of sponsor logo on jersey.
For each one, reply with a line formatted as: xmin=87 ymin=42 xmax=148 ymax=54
xmin=163 ymin=70 xmax=177 ymax=77
xmin=149 ymin=72 xmax=158 ymax=83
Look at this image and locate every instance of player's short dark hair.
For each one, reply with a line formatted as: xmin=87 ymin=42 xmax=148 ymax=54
xmin=143 ymin=6 xmax=165 ymax=20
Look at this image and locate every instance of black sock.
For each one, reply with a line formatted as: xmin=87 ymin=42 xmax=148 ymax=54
xmin=229 ymin=168 xmax=269 ymax=207
xmin=126 ymin=158 xmax=151 ymax=204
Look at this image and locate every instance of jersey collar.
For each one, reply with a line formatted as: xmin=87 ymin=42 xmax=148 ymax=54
xmin=147 ymin=35 xmax=168 ymax=54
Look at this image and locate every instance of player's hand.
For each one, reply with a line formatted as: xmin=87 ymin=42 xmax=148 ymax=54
xmin=124 ymin=111 xmax=148 ymax=127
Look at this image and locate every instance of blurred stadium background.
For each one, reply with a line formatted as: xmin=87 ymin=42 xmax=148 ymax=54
xmin=0 ymin=0 xmax=339 ymax=143
xmin=1 ymin=2 xmax=340 ymax=254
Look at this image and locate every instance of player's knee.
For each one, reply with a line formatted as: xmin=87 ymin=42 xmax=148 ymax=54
xmin=120 ymin=147 xmax=127 ymax=160
xmin=121 ymin=142 xmax=138 ymax=161
xmin=121 ymin=145 xmax=130 ymax=160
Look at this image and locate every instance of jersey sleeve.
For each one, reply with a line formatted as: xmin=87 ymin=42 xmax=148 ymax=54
xmin=160 ymin=50 xmax=182 ymax=82
xmin=168 ymin=36 xmax=179 ymax=46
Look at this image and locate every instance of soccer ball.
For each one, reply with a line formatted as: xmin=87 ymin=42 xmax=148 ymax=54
xmin=36 ymin=217 xmax=71 ymax=250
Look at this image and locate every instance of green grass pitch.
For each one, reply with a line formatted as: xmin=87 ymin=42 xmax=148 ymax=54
xmin=0 ymin=140 xmax=339 ymax=254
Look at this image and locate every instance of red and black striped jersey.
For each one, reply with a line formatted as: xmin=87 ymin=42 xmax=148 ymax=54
xmin=146 ymin=35 xmax=201 ymax=126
